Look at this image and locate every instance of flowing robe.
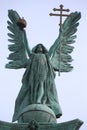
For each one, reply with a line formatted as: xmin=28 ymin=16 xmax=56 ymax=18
xmin=12 ymin=53 xmax=62 ymax=121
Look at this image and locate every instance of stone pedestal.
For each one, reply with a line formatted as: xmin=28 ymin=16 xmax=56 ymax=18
xmin=0 ymin=104 xmax=83 ymax=130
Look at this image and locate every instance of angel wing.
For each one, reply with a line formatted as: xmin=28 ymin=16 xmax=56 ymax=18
xmin=5 ymin=10 xmax=31 ymax=69
xmin=49 ymin=12 xmax=81 ymax=73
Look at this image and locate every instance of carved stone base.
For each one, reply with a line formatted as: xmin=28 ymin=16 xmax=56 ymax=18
xmin=0 ymin=119 xmax=83 ymax=130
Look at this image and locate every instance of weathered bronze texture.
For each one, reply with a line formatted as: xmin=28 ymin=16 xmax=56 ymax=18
xmin=5 ymin=9 xmax=81 ymax=124
xmin=0 ymin=4 xmax=83 ymax=130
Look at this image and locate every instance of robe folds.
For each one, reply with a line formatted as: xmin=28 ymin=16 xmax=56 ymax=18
xmin=12 ymin=53 xmax=62 ymax=122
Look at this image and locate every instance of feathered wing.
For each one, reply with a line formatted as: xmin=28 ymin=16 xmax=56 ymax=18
xmin=5 ymin=10 xmax=31 ymax=69
xmin=49 ymin=12 xmax=81 ymax=73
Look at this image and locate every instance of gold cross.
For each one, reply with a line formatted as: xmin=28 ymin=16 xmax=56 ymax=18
xmin=49 ymin=4 xmax=70 ymax=31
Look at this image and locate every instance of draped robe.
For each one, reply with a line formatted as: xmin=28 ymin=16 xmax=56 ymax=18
xmin=12 ymin=50 xmax=62 ymax=121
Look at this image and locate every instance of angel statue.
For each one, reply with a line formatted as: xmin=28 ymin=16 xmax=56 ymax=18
xmin=6 ymin=10 xmax=81 ymax=122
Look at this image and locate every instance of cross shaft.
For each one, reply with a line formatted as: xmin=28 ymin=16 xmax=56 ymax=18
xmin=49 ymin=4 xmax=70 ymax=76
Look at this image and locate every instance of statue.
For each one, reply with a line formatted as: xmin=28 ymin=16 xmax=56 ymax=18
xmin=0 ymin=3 xmax=84 ymax=130
xmin=5 ymin=9 xmax=81 ymax=123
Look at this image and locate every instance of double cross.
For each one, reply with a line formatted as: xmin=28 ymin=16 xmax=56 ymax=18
xmin=49 ymin=4 xmax=70 ymax=76
xmin=49 ymin=4 xmax=70 ymax=31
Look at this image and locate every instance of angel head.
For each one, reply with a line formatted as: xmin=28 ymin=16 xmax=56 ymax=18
xmin=32 ymin=44 xmax=48 ymax=54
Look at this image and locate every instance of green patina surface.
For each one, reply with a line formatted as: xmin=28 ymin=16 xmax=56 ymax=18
xmin=6 ymin=9 xmax=81 ymax=123
xmin=0 ymin=5 xmax=83 ymax=130
xmin=0 ymin=119 xmax=83 ymax=130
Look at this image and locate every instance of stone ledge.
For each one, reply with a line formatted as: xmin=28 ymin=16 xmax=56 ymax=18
xmin=0 ymin=118 xmax=83 ymax=130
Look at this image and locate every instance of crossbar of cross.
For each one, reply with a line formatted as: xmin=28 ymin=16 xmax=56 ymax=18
xmin=49 ymin=4 xmax=70 ymax=30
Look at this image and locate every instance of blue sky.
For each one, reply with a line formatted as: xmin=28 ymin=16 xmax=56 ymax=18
xmin=0 ymin=0 xmax=87 ymax=130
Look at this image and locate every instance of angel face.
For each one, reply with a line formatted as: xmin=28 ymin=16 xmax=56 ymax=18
xmin=35 ymin=44 xmax=43 ymax=53
xmin=32 ymin=44 xmax=48 ymax=54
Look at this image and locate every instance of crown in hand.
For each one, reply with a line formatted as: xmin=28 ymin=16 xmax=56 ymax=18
xmin=17 ymin=17 xmax=27 ymax=29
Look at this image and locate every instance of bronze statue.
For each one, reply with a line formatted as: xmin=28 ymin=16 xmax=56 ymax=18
xmin=6 ymin=10 xmax=81 ymax=122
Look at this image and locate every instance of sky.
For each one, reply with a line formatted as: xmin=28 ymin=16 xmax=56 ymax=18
xmin=0 ymin=0 xmax=87 ymax=130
